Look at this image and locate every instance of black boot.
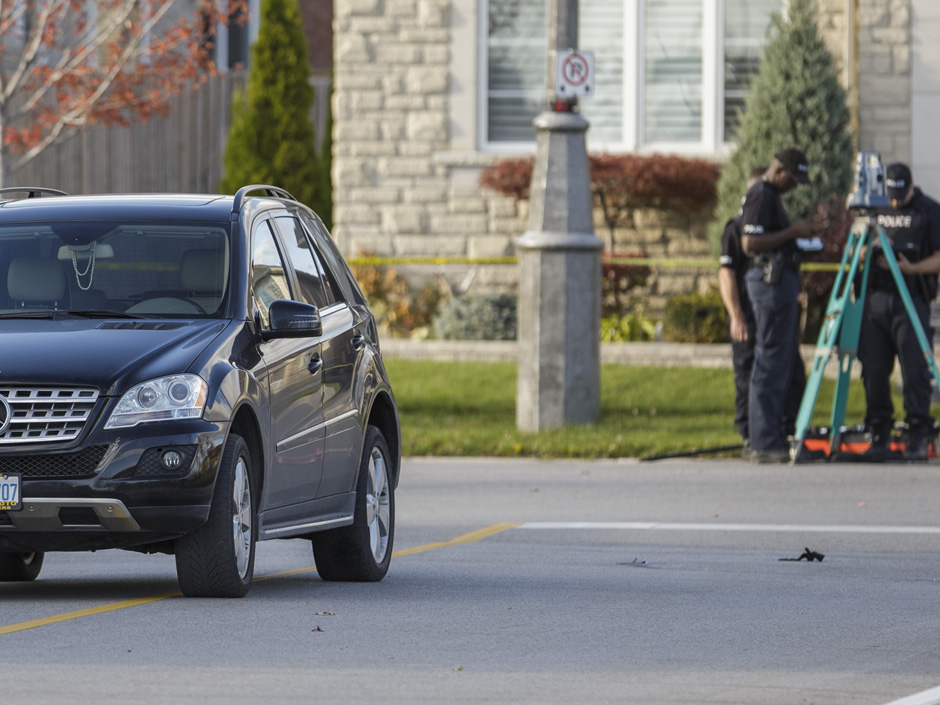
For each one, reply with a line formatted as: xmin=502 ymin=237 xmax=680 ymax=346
xmin=863 ymin=420 xmax=893 ymax=461
xmin=904 ymin=419 xmax=933 ymax=461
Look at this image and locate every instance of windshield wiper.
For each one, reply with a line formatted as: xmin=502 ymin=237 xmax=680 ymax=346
xmin=0 ymin=311 xmax=56 ymax=319
xmin=61 ymin=310 xmax=146 ymax=319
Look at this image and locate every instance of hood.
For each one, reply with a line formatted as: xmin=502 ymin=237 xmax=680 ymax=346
xmin=0 ymin=319 xmax=228 ymax=395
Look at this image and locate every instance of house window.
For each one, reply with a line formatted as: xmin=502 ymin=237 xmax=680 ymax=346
xmin=643 ymin=0 xmax=703 ymax=144
xmin=486 ymin=0 xmax=547 ymax=143
xmin=210 ymin=0 xmax=261 ymax=72
xmin=723 ymin=0 xmax=781 ymax=141
xmin=482 ymin=0 xmax=781 ymax=152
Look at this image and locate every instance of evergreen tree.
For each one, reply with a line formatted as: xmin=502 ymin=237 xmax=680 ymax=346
xmin=708 ymin=0 xmax=854 ymax=251
xmin=220 ymin=0 xmax=325 ymax=217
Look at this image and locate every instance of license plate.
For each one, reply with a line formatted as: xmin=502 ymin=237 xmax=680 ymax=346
xmin=0 ymin=474 xmax=21 ymax=511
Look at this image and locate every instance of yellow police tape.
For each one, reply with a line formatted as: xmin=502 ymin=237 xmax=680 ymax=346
xmin=348 ymin=256 xmax=843 ymax=272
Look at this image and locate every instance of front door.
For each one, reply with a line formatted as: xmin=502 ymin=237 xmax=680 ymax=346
xmin=270 ymin=216 xmax=363 ymax=499
xmin=251 ymin=219 xmax=325 ymax=508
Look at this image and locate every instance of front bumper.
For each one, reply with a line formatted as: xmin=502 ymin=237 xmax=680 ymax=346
xmin=0 ymin=419 xmax=229 ymax=551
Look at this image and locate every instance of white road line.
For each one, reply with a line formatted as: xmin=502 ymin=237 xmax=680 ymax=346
xmin=519 ymin=521 xmax=940 ymax=705
xmin=520 ymin=522 xmax=940 ymax=534
xmin=883 ymin=685 xmax=940 ymax=705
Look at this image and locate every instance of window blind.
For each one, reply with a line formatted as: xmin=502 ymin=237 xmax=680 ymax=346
xmin=487 ymin=0 xmax=546 ymax=142
xmin=579 ymin=0 xmax=624 ymax=143
xmin=723 ymin=0 xmax=780 ymax=140
xmin=644 ymin=0 xmax=703 ymax=144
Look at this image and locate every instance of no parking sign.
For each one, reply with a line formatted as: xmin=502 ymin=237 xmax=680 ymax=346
xmin=556 ymin=50 xmax=595 ymax=98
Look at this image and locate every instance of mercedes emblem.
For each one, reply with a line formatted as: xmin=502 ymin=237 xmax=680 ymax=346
xmin=0 ymin=396 xmax=11 ymax=435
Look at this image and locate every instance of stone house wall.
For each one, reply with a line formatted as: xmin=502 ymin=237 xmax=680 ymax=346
xmin=599 ymin=207 xmax=716 ymax=315
xmin=816 ymin=0 xmax=912 ymax=163
xmin=333 ymin=0 xmax=915 ymax=313
xmin=495 ymin=200 xmax=717 ymax=315
xmin=333 ymin=0 xmax=522 ymax=293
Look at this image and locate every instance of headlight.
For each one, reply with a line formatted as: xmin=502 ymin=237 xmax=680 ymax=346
xmin=105 ymin=375 xmax=208 ymax=429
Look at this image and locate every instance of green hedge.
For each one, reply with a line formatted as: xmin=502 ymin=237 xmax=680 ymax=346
xmin=661 ymin=290 xmax=729 ymax=344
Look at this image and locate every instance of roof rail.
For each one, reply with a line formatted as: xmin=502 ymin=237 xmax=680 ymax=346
xmin=231 ymin=184 xmax=298 ymax=214
xmin=0 ymin=187 xmax=69 ymax=200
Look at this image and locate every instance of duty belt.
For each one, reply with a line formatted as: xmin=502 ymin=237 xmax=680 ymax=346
xmin=749 ymin=251 xmax=801 ymax=271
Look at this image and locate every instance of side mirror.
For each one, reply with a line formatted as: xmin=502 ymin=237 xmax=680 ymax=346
xmin=262 ymin=299 xmax=323 ymax=339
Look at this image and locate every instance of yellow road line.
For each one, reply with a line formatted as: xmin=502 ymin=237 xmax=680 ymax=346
xmin=256 ymin=522 xmax=521 ymax=579
xmin=0 ymin=590 xmax=181 ymax=635
xmin=0 ymin=522 xmax=521 ymax=636
xmin=392 ymin=522 xmax=521 ymax=557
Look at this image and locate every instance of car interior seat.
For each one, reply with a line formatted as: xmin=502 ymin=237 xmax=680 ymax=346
xmin=124 ymin=248 xmax=225 ymax=315
xmin=7 ymin=257 xmax=65 ymax=309
xmin=179 ymin=249 xmax=226 ymax=314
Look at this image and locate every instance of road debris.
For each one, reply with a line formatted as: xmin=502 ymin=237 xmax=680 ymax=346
xmin=779 ymin=547 xmax=825 ymax=562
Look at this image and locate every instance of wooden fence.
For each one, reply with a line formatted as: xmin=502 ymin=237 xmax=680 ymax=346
xmin=10 ymin=74 xmax=331 ymax=196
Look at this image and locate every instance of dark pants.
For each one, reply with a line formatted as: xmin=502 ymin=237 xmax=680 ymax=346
xmin=745 ymin=267 xmax=803 ymax=452
xmin=858 ymin=289 xmax=934 ymax=429
xmin=733 ymin=305 xmax=806 ymax=442
xmin=731 ymin=330 xmax=755 ymax=440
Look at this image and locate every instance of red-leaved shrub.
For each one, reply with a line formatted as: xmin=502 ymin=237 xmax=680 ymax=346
xmin=479 ymin=153 xmax=721 ymax=231
xmin=590 ymin=154 xmax=720 ymax=231
xmin=478 ymin=157 xmax=535 ymax=200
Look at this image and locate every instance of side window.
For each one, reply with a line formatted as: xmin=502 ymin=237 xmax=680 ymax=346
xmin=271 ymin=217 xmax=332 ymax=309
xmin=298 ymin=211 xmax=366 ymax=306
xmin=251 ymin=221 xmax=291 ymax=328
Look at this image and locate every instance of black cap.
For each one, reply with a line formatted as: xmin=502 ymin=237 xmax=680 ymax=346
xmin=886 ymin=162 xmax=912 ymax=200
xmin=775 ymin=148 xmax=810 ymax=184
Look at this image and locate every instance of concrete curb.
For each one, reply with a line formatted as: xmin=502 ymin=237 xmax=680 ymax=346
xmin=380 ymin=338 xmax=826 ymax=372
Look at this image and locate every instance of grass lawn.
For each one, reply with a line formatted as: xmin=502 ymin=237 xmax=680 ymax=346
xmin=386 ymin=359 xmax=903 ymax=459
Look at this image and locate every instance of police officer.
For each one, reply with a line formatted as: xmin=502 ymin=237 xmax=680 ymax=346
xmin=739 ymin=148 xmax=813 ymax=463
xmin=719 ymin=167 xmax=763 ymax=451
xmin=858 ymin=162 xmax=940 ymax=460
xmin=719 ymin=165 xmax=806 ymax=455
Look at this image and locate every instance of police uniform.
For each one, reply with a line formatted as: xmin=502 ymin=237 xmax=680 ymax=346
xmin=720 ymin=215 xmax=755 ymax=441
xmin=720 ymin=214 xmax=805 ymax=444
xmin=741 ymin=178 xmax=805 ymax=454
xmin=858 ymin=181 xmax=940 ymax=447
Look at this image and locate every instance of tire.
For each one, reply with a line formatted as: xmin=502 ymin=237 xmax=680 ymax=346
xmin=0 ymin=552 xmax=44 ymax=581
xmin=175 ymin=434 xmax=256 ymax=597
xmin=311 ymin=426 xmax=395 ymax=582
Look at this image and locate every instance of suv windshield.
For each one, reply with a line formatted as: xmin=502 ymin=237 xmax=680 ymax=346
xmin=0 ymin=221 xmax=230 ymax=317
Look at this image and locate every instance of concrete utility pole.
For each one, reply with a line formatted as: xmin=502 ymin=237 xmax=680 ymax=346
xmin=515 ymin=0 xmax=603 ymax=432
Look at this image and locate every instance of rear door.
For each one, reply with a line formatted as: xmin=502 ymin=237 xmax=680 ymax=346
xmin=251 ymin=218 xmax=325 ymax=508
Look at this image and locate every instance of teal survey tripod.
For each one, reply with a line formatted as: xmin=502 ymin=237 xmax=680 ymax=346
xmin=791 ymin=212 xmax=940 ymax=462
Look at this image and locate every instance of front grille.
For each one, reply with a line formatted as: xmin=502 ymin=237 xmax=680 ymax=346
xmin=0 ymin=445 xmax=110 ymax=478
xmin=0 ymin=387 xmax=99 ymax=445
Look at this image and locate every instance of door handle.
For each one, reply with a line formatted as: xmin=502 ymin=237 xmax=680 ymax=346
xmin=351 ymin=334 xmax=365 ymax=351
xmin=307 ymin=353 xmax=323 ymax=375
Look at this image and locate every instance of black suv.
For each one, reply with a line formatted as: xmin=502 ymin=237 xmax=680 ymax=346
xmin=0 ymin=186 xmax=400 ymax=597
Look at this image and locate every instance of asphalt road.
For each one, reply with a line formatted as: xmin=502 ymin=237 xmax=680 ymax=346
xmin=2 ymin=457 xmax=940 ymax=705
